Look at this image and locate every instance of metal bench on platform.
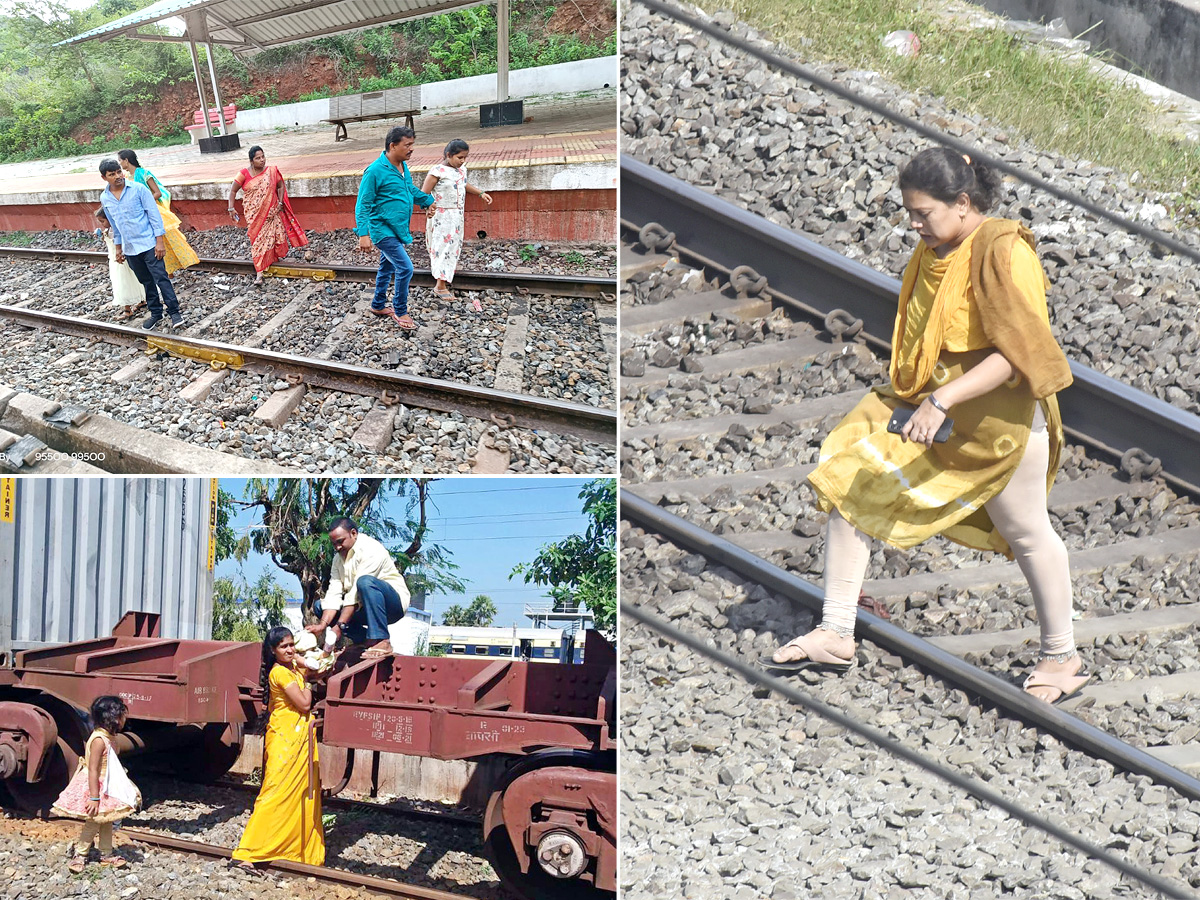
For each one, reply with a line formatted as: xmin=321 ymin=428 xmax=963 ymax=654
xmin=185 ymin=104 xmax=238 ymax=145
xmin=324 ymin=87 xmax=422 ymax=142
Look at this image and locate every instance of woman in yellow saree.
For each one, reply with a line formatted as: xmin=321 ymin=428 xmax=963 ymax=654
xmin=767 ymin=148 xmax=1086 ymax=705
xmin=116 ymin=149 xmax=200 ymax=276
xmin=232 ymin=627 xmax=325 ymax=869
xmin=228 ymin=145 xmax=309 ymax=284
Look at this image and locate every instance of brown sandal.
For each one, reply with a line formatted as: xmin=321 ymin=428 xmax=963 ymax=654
xmin=68 ymin=856 xmax=87 ymax=874
xmin=99 ymin=855 xmax=127 ymax=868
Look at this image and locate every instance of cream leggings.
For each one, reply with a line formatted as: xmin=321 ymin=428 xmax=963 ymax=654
xmin=820 ymin=414 xmax=1076 ymax=656
xmin=75 ymin=820 xmax=113 ymax=856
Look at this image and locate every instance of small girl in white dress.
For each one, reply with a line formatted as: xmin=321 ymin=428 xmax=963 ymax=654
xmin=421 ymin=139 xmax=492 ymax=312
xmin=95 ymin=208 xmax=144 ymax=318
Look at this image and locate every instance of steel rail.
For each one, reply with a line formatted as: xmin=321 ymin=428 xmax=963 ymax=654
xmin=634 ymin=0 xmax=1200 ymax=267
xmin=622 ymin=155 xmax=1200 ymax=496
xmin=120 ymin=827 xmax=472 ymax=900
xmin=621 ymin=489 xmax=1200 ymax=806
xmin=0 ymin=305 xmax=616 ymax=444
xmin=0 ymin=245 xmax=614 ymax=299
xmin=620 ymin=601 xmax=1196 ymax=900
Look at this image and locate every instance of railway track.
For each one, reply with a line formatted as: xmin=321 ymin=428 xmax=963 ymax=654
xmin=618 ymin=160 xmax=1200 ymax=897
xmin=0 ymin=245 xmax=613 ymax=299
xmin=123 ymin=828 xmax=474 ymax=900
xmin=0 ymin=246 xmax=617 ymax=474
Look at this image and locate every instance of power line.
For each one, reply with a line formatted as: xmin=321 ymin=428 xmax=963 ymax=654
xmin=433 ymin=483 xmax=597 ymax=496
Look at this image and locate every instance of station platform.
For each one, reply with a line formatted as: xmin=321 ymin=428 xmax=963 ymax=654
xmin=0 ymin=94 xmax=617 ymax=242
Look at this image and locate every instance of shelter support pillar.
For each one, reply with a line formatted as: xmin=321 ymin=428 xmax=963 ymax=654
xmin=496 ymin=0 xmax=509 ymax=101
xmin=185 ymin=15 xmax=213 ymax=141
xmin=204 ymin=42 xmax=226 ymax=136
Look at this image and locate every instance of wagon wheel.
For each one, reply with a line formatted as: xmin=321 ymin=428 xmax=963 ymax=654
xmin=170 ymin=722 xmax=244 ymax=783
xmin=6 ymin=736 xmax=77 ymax=816
xmin=484 ymin=749 xmax=614 ymax=900
xmin=3 ymin=696 xmax=89 ymax=817
xmin=485 ymin=822 xmax=610 ymax=900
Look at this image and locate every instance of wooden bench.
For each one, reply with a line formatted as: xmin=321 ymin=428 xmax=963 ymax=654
xmin=185 ymin=104 xmax=238 ymax=145
xmin=324 ymin=87 xmax=422 ymax=142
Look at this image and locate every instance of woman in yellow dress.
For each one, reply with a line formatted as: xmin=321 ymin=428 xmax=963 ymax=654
xmin=232 ymin=627 xmax=325 ymax=869
xmin=767 ymin=147 xmax=1087 ymax=704
xmin=117 ymin=149 xmax=200 ymax=276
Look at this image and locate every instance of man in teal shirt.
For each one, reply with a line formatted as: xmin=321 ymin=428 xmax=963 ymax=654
xmin=355 ymin=126 xmax=435 ymax=331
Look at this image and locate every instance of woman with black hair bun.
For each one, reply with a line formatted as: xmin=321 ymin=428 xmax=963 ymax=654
xmin=228 ymin=145 xmax=309 ymax=284
xmin=767 ymin=146 xmax=1087 ymax=705
xmin=232 ymin=626 xmax=325 ymax=868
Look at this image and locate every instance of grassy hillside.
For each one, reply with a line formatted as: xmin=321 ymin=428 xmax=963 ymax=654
xmin=0 ymin=0 xmax=615 ymax=161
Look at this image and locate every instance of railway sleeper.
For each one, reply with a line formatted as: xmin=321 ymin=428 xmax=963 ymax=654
xmin=622 ymin=288 xmax=774 ymax=336
xmin=0 ymin=383 xmax=293 ymax=475
xmin=623 ymin=329 xmax=836 ymax=387
xmin=623 ymin=388 xmax=868 ymax=445
xmin=863 ymin=525 xmax=1200 ymax=601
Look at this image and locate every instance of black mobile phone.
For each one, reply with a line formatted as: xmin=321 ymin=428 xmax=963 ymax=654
xmin=886 ymin=406 xmax=954 ymax=443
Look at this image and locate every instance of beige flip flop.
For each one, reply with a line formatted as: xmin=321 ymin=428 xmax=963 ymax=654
xmin=1023 ymin=668 xmax=1090 ymax=705
xmin=761 ymin=633 xmax=853 ymax=674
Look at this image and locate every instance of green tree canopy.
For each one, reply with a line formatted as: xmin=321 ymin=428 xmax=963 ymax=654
xmin=510 ymin=479 xmax=615 ymax=633
xmin=231 ymin=478 xmax=463 ymax=623
xmin=212 ymin=571 xmax=288 ymax=642
xmin=442 ymin=594 xmax=498 ymax=627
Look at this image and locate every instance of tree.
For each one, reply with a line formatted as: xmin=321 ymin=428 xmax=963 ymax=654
xmin=511 ymin=480 xmax=616 ymax=633
xmin=212 ymin=571 xmax=288 ymax=642
xmin=233 ymin=478 xmax=464 ymax=624
xmin=212 ymin=486 xmax=239 ymax=565
xmin=442 ymin=594 xmax=498 ymax=627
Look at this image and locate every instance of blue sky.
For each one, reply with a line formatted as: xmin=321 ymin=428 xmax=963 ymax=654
xmin=215 ymin=477 xmax=605 ymax=627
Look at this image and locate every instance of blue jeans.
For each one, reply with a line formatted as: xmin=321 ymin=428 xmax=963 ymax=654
xmin=316 ymin=575 xmax=405 ymax=643
xmin=372 ymin=236 xmax=414 ymax=316
xmin=125 ymin=249 xmax=180 ymax=317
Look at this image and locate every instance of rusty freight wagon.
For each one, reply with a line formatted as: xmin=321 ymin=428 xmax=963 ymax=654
xmin=0 ymin=611 xmax=616 ymax=900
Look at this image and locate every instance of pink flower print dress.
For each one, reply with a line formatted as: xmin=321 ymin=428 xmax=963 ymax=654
xmin=425 ymin=162 xmax=467 ymax=282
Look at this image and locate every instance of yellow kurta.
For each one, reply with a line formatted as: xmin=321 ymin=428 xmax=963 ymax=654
xmin=233 ymin=664 xmax=324 ymax=865
xmin=155 ymin=199 xmax=200 ymax=276
xmin=807 ymin=221 xmax=1064 ymax=558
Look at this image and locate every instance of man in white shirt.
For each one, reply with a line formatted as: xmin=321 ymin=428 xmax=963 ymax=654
xmin=306 ymin=517 xmax=410 ymax=658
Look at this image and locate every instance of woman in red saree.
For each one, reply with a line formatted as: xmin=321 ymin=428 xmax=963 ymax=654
xmin=228 ymin=145 xmax=308 ymax=284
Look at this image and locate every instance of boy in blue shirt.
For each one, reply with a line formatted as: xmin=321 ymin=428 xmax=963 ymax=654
xmin=97 ymin=158 xmax=185 ymax=330
xmin=354 ymin=126 xmax=435 ymax=331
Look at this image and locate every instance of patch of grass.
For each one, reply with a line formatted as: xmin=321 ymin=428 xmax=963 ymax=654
xmin=520 ymin=243 xmax=541 ymax=262
xmin=0 ymin=232 xmax=35 ymax=247
xmin=695 ymin=0 xmax=1200 ymax=210
xmin=561 ymin=250 xmax=587 ymax=266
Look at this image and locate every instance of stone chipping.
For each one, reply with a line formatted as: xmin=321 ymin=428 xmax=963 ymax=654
xmin=0 ymin=772 xmax=500 ymax=900
xmin=621 ymin=527 xmax=1200 ymax=900
xmin=621 ymin=4 xmax=1200 ymax=419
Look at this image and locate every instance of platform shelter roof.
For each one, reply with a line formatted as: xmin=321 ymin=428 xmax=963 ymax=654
xmin=59 ymin=0 xmax=489 ymax=54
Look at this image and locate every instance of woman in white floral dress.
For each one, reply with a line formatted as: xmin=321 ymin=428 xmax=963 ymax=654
xmin=422 ymin=139 xmax=492 ymax=311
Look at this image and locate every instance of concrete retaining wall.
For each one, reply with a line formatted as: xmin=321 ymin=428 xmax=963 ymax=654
xmin=0 ymin=159 xmax=617 ymax=240
xmin=978 ymin=0 xmax=1200 ymax=100
xmin=235 ymin=56 xmax=619 ymax=133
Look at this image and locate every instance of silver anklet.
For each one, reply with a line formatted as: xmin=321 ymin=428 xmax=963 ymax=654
xmin=1039 ymin=649 xmax=1077 ymax=664
xmin=817 ymin=622 xmax=855 ymax=638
